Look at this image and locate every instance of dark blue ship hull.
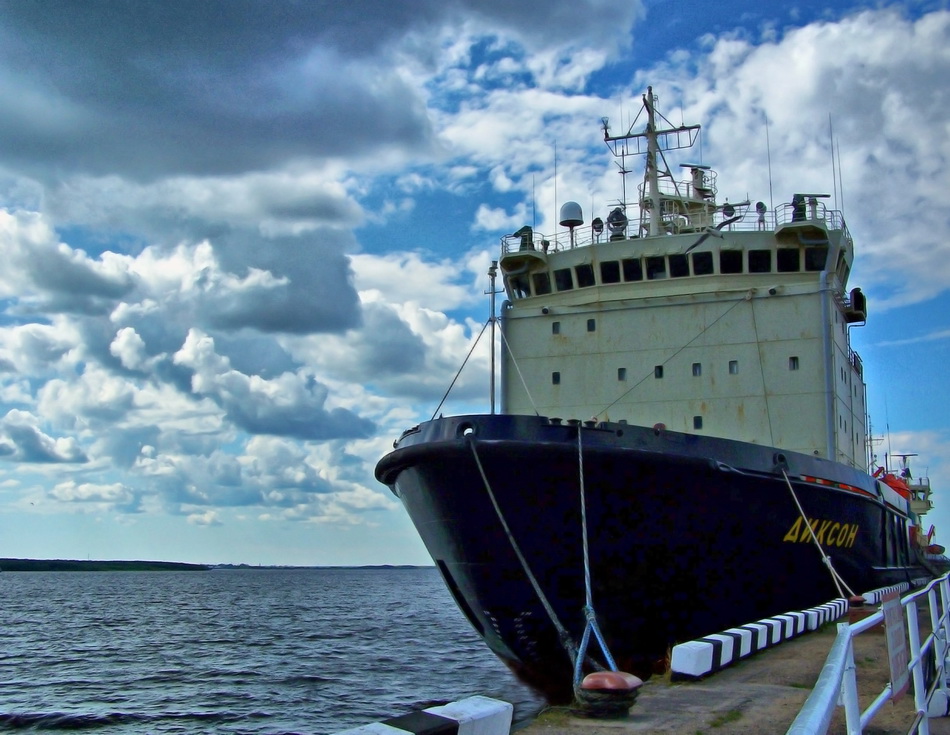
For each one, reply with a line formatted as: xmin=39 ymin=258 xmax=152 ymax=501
xmin=375 ymin=414 xmax=928 ymax=701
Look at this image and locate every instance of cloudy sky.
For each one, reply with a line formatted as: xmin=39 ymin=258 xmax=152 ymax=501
xmin=0 ymin=0 xmax=948 ymax=566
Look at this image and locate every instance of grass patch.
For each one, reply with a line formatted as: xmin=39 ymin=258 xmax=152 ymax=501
xmin=709 ymin=709 xmax=743 ymax=727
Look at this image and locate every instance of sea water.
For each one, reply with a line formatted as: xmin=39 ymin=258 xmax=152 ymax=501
xmin=0 ymin=567 xmax=543 ymax=733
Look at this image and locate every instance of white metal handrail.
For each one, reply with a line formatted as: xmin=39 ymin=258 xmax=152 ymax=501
xmin=787 ymin=573 xmax=950 ymax=735
xmin=499 ymin=201 xmax=850 ymax=256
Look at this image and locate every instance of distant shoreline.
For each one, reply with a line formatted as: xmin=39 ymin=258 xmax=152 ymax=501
xmin=0 ymin=559 xmax=211 ymax=572
xmin=0 ymin=559 xmax=433 ymax=572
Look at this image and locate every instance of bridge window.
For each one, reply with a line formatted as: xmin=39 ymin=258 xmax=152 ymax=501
xmin=552 ymin=371 xmax=561 ymax=385
xmin=789 ymin=356 xmax=800 ymax=370
xmin=749 ymin=249 xmax=771 ymax=273
xmin=600 ymin=260 xmax=621 ymax=284
xmin=693 ymin=416 xmax=703 ymax=430
xmin=509 ymin=274 xmax=530 ymax=298
xmin=552 ymin=321 xmax=560 ymax=335
xmin=777 ymin=248 xmax=800 ymax=272
xmin=587 ymin=319 xmax=596 ymax=332
xmin=692 ymin=251 xmax=714 ymax=275
xmin=692 ymin=362 xmax=702 ymax=377
xmin=575 ymin=263 xmax=595 ymax=288
xmin=805 ymin=246 xmax=829 ymax=272
xmin=646 ymin=256 xmax=667 ymax=280
xmin=669 ymin=254 xmax=689 ymax=278
xmin=622 ymin=258 xmax=643 ymax=281
xmin=554 ymin=268 xmax=573 ymax=291
xmin=618 ymin=367 xmax=627 ymax=381
xmin=720 ymin=250 xmax=742 ymax=274
xmin=532 ymin=271 xmax=551 ymax=296
xmin=654 ymin=365 xmax=664 ymax=379
xmin=729 ymin=360 xmax=739 ymax=375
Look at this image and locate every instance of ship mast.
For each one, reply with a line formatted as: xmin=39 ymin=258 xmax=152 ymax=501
xmin=488 ymin=260 xmax=498 ymax=414
xmin=602 ymin=86 xmax=701 ymax=237
xmin=644 ymin=89 xmax=663 ymax=237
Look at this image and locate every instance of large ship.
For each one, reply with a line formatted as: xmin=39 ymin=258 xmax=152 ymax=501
xmin=375 ymin=88 xmax=940 ymax=702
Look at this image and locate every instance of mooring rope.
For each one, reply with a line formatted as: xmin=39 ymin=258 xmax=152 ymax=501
xmin=573 ymin=427 xmax=619 ymax=688
xmin=468 ymin=438 xmax=579 ymax=665
xmin=431 ymin=319 xmax=489 ymax=420
xmin=497 ymin=325 xmax=541 ymax=416
xmin=781 ymin=468 xmax=856 ymax=599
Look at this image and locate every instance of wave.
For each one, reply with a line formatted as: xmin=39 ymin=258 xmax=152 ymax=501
xmin=0 ymin=710 xmax=270 ymax=731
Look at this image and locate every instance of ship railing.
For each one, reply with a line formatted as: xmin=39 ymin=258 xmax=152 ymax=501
xmin=786 ymin=573 xmax=950 ymax=735
xmin=849 ymin=347 xmax=864 ymax=378
xmin=500 ymin=200 xmax=850 ymax=255
xmin=638 ymin=174 xmax=719 ymax=202
xmin=776 ymin=200 xmax=854 ymax=250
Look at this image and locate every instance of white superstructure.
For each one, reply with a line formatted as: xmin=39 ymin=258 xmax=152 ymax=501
xmin=499 ymin=88 xmax=867 ymax=468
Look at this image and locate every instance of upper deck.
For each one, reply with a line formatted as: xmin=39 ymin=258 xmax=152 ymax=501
xmin=499 ymin=197 xmax=858 ymax=313
xmin=500 ymin=86 xmax=856 ymax=311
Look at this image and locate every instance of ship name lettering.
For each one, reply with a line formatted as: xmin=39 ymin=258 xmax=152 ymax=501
xmin=783 ymin=517 xmax=858 ymax=548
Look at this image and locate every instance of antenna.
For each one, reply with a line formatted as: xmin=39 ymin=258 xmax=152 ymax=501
xmin=885 ymin=397 xmax=892 ymax=472
xmin=837 ymin=139 xmax=845 ymax=214
xmin=532 ymin=175 xmax=536 ymax=230
xmin=829 ymin=114 xmax=838 ymax=211
xmin=765 ymin=113 xmax=774 ymax=213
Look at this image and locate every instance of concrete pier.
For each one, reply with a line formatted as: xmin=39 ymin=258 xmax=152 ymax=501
xmin=517 ymin=610 xmax=950 ymax=735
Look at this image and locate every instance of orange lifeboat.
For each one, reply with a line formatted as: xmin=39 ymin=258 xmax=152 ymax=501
xmin=881 ymin=473 xmax=912 ymax=499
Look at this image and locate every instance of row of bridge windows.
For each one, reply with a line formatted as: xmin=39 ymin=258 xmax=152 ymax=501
xmin=513 ymin=245 xmax=829 ymax=298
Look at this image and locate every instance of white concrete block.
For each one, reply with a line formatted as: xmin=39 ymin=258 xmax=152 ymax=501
xmin=426 ymin=697 xmax=513 ymax=735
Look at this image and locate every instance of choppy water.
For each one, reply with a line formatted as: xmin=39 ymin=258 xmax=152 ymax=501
xmin=0 ymin=568 xmax=543 ymax=733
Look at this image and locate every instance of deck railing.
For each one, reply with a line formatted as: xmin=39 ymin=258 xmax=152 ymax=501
xmin=500 ymin=200 xmax=850 ymax=256
xmin=786 ymin=573 xmax=950 ymax=735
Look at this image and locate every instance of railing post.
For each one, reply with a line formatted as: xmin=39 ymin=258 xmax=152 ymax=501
xmin=839 ymin=622 xmax=862 ymax=734
xmin=942 ymin=577 xmax=950 ymax=667
xmin=933 ymin=580 xmax=950 ymax=717
xmin=907 ymin=598 xmax=931 ymax=735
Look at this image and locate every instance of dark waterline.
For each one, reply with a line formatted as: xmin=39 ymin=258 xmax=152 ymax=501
xmin=0 ymin=568 xmax=544 ymax=734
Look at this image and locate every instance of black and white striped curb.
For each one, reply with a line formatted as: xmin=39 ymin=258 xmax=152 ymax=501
xmin=334 ymin=696 xmax=512 ymax=735
xmin=670 ymin=579 xmax=927 ymax=679
xmin=669 ymin=598 xmax=849 ymax=679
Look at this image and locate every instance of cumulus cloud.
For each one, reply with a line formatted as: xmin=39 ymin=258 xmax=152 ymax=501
xmin=0 ymin=209 xmax=132 ymax=312
xmin=49 ymin=480 xmax=138 ymax=512
xmin=634 ymin=9 xmax=950 ymax=309
xmin=173 ymin=329 xmax=375 ymax=441
xmin=0 ymin=410 xmax=87 ymax=463
xmin=0 ymin=1 xmax=945 ymax=563
xmin=187 ymin=510 xmax=222 ymax=527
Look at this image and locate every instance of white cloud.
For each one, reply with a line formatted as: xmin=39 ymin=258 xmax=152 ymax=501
xmin=49 ymin=480 xmax=136 ymax=510
xmin=350 ymin=251 xmax=475 ymax=311
xmin=0 ymin=409 xmax=87 ymax=463
xmin=636 ymin=9 xmax=950 ymax=309
xmin=173 ymin=329 xmax=374 ymax=440
xmin=109 ymin=327 xmax=149 ymax=371
xmin=0 ymin=2 xmax=946 ymax=566
xmin=186 ymin=510 xmax=222 ymax=526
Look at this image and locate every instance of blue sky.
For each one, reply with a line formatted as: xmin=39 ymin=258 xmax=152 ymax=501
xmin=0 ymin=0 xmax=948 ymax=565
